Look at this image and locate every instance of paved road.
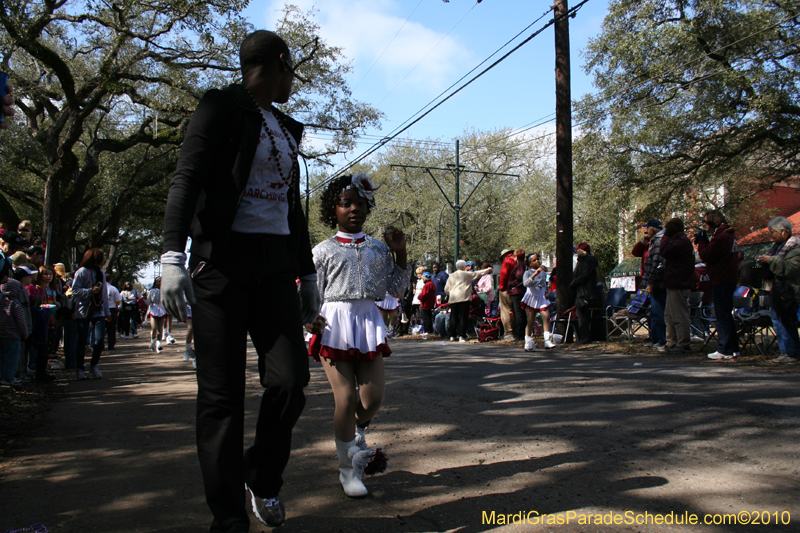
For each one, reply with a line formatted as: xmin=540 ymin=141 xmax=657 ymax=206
xmin=2 ymin=328 xmax=798 ymax=532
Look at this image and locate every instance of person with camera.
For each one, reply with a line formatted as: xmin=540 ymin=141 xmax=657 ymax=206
xmin=756 ymin=216 xmax=800 ymax=363
xmin=696 ymin=209 xmax=740 ymax=360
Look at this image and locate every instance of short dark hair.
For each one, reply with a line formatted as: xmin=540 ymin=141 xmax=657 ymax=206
xmin=664 ymin=217 xmax=684 ymax=237
xmin=704 ymin=209 xmax=726 ymax=228
xmin=240 ymin=30 xmax=290 ymax=75
xmin=319 ymin=175 xmax=372 ymax=229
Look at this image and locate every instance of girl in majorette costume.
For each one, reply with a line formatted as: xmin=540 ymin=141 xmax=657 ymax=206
xmin=376 ymin=293 xmax=400 ymax=338
xmin=308 ymin=173 xmax=411 ymax=498
xmin=521 ymin=253 xmax=555 ymax=351
xmin=145 ymin=277 xmax=168 ymax=353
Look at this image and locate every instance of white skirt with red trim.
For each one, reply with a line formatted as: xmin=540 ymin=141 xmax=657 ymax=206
xmin=309 ymin=299 xmax=390 ymax=362
xmin=376 ymin=293 xmax=400 ymax=311
xmin=521 ymin=287 xmax=550 ymax=311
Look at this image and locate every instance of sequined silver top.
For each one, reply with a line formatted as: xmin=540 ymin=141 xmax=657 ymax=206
xmin=313 ymin=235 xmax=411 ymax=303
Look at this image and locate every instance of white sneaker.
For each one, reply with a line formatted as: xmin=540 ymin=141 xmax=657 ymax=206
xmin=183 ymin=345 xmax=195 ymax=362
xmin=149 ymin=340 xmax=156 ymax=352
xmin=772 ymin=354 xmax=798 ymax=363
xmin=76 ymin=369 xmax=87 ymax=380
xmin=166 ymin=333 xmax=176 ymax=344
xmin=708 ymin=351 xmax=737 ymax=360
xmin=524 ymin=336 xmax=536 ymax=352
xmin=450 ymin=337 xmax=455 ymax=342
xmin=91 ymin=365 xmax=103 ymax=379
xmin=133 ymin=333 xmax=139 ymax=338
xmin=458 ymin=336 xmax=466 ymax=343
xmin=386 ymin=326 xmax=395 ymax=339
xmin=156 ymin=340 xmax=163 ymax=353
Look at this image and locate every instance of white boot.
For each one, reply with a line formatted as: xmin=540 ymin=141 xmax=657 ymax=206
xmin=524 ymin=335 xmax=536 ymax=352
xmin=543 ymin=331 xmax=556 ymax=349
xmin=335 ymin=438 xmax=368 ymax=497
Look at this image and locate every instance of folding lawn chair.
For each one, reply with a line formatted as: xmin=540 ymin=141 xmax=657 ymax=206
xmin=605 ymin=287 xmax=632 ymax=340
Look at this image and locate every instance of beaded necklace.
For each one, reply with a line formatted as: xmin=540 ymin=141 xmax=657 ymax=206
xmin=244 ymin=86 xmax=298 ymax=188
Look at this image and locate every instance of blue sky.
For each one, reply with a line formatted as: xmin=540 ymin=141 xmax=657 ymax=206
xmin=251 ymin=0 xmax=611 ymax=166
xmin=138 ymin=0 xmax=612 ymax=281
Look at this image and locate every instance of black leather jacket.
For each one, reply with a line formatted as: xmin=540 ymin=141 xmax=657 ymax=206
xmin=162 ymin=83 xmax=315 ymax=277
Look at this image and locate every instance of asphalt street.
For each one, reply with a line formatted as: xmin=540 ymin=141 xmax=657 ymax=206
xmin=1 ymin=327 xmax=798 ymax=533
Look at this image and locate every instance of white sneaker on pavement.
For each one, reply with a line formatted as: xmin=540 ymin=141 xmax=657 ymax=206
xmin=91 ymin=365 xmax=103 ymax=378
xmin=156 ymin=340 xmax=163 ymax=353
xmin=183 ymin=344 xmax=195 ymax=362
xmin=149 ymin=340 xmax=156 ymax=352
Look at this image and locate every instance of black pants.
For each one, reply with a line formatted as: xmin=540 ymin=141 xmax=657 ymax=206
xmin=190 ymin=234 xmax=309 ymax=533
xmin=576 ymin=305 xmax=591 ymax=343
xmin=448 ymin=301 xmax=470 ymax=338
xmin=107 ymin=308 xmax=118 ymax=349
xmin=420 ymin=308 xmax=434 ymax=335
xmin=120 ymin=308 xmax=136 ymax=336
xmin=510 ymin=293 xmax=528 ymax=340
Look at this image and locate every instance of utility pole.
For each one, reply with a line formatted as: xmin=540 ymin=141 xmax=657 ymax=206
xmin=555 ymin=0 xmax=574 ymax=317
xmin=454 ymin=139 xmax=461 ymax=260
xmin=392 ymin=140 xmax=519 ymax=265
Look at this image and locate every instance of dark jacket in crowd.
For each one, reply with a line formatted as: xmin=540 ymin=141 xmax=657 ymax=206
xmin=161 ymin=84 xmax=315 ymax=278
xmin=660 ymin=232 xmax=694 ymax=290
xmin=697 ymin=223 xmax=738 ymax=286
xmin=506 ymin=260 xmax=526 ymax=297
xmin=570 ymin=253 xmax=600 ymax=305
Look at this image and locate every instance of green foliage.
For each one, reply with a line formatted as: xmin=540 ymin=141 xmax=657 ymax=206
xmin=577 ymin=0 xmax=800 ymax=221
xmin=307 ymin=129 xmax=556 ymax=269
xmin=0 ymin=1 xmax=380 ymax=278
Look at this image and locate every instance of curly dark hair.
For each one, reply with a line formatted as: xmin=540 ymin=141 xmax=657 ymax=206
xmin=319 ymin=175 xmax=373 ymax=229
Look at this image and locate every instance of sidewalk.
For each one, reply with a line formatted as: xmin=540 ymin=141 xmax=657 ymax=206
xmin=2 ymin=326 xmax=799 ymax=532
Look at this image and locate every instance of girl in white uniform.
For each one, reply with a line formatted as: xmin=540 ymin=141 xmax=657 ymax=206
xmin=521 ymin=253 xmax=555 ymax=351
xmin=308 ymin=173 xmax=411 ymax=498
xmin=145 ymin=278 xmax=167 ymax=352
xmin=376 ymin=293 xmax=400 ymax=337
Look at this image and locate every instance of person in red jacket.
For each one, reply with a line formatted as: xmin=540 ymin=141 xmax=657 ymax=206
xmin=497 ymin=249 xmax=518 ymax=340
xmin=696 ymin=209 xmax=740 ymax=360
xmin=418 ymin=272 xmax=437 ymax=336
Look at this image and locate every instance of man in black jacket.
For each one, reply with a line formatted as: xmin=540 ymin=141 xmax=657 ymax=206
xmin=160 ymin=31 xmax=319 ymax=532
xmin=569 ymin=242 xmax=600 ymax=344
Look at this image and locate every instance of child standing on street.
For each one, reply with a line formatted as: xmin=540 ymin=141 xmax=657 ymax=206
xmin=309 ymin=173 xmax=411 ymax=497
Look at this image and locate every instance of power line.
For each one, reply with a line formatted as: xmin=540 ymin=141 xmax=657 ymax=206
xmin=377 ymin=5 xmax=555 ymax=155
xmin=351 ymin=0 xmax=424 ymax=93
xmin=308 ymin=0 xmax=592 ymax=197
xmin=376 ymin=1 xmax=480 ymax=107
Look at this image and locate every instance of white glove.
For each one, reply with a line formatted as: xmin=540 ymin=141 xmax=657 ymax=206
xmin=298 ymin=280 xmax=320 ymax=325
xmin=161 ymin=263 xmax=196 ymax=321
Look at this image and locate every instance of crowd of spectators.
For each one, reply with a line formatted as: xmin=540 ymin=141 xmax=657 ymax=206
xmin=630 ymin=210 xmax=799 ymax=363
xmin=0 ymin=221 xmax=196 ymax=389
xmin=4 ymin=208 xmax=798 ymax=382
